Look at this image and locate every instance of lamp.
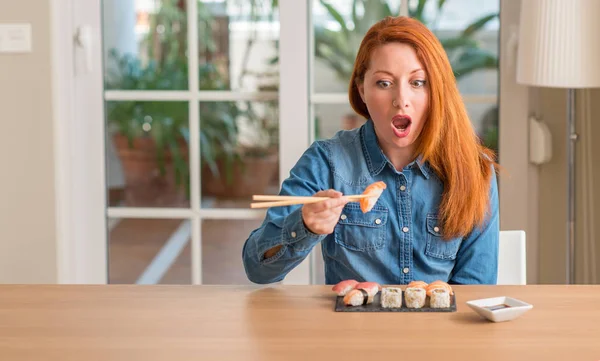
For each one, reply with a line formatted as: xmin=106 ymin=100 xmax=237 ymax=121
xmin=516 ymin=0 xmax=600 ymax=284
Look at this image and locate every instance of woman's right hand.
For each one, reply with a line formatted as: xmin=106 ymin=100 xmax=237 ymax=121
xmin=301 ymin=189 xmax=349 ymax=235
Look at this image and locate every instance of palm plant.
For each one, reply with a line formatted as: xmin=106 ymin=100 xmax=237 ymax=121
xmin=314 ymin=0 xmax=498 ymax=82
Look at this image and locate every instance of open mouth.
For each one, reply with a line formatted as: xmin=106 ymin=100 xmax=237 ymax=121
xmin=392 ymin=115 xmax=412 ymax=133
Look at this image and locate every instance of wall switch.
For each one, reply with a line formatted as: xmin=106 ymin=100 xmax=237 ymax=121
xmin=0 ymin=24 xmax=32 ymax=53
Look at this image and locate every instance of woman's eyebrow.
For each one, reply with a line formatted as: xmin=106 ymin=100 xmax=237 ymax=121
xmin=372 ymin=68 xmax=424 ymax=76
xmin=372 ymin=70 xmax=394 ymax=76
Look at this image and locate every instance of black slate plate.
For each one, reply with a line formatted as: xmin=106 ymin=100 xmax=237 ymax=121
xmin=335 ymin=292 xmax=457 ymax=312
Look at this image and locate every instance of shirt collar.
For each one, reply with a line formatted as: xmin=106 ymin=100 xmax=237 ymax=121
xmin=360 ymin=119 xmax=430 ymax=179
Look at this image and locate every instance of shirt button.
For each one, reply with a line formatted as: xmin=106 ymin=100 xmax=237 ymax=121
xmin=403 ymin=267 xmax=410 ymax=274
xmin=402 ymin=227 xmax=409 ymax=233
xmin=400 ymin=185 xmax=407 ymax=191
xmin=340 ymin=214 xmax=347 ymax=220
xmin=375 ymin=218 xmax=381 ymax=225
xmin=434 ymin=226 xmax=440 ymax=233
xmin=291 ymin=231 xmax=297 ymax=238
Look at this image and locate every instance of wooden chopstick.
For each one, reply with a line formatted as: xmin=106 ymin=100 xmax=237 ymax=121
xmin=250 ymin=198 xmax=327 ymax=208
xmin=250 ymin=194 xmax=370 ymax=209
xmin=253 ymin=194 xmax=370 ymax=201
xmin=252 ymin=195 xmax=329 ymax=201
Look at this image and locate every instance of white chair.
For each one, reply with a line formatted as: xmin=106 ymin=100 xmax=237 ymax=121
xmin=497 ymin=230 xmax=527 ymax=285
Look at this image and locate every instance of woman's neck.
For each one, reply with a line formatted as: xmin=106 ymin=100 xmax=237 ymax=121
xmin=382 ymin=144 xmax=417 ymax=172
xmin=372 ymin=123 xmax=418 ymax=172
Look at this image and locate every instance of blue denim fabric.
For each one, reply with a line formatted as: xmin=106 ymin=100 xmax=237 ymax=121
xmin=242 ymin=119 xmax=499 ymax=285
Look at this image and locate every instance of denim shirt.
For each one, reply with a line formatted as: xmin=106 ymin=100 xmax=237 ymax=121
xmin=242 ymin=119 xmax=499 ymax=285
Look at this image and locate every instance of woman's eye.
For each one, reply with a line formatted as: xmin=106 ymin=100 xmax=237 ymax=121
xmin=376 ymin=80 xmax=392 ymax=89
xmin=411 ymin=79 xmax=427 ymax=88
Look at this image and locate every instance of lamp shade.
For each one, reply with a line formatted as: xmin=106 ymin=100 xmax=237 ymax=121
xmin=516 ymin=0 xmax=600 ymax=88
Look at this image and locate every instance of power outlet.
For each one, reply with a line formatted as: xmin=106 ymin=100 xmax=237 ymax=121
xmin=0 ymin=24 xmax=32 ymax=53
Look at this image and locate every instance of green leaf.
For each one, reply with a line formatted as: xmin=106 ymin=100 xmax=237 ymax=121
xmin=451 ymin=48 xmax=498 ymax=78
xmin=319 ymin=0 xmax=349 ymax=37
xmin=414 ymin=0 xmax=428 ymax=21
xmin=440 ymin=37 xmax=478 ymax=50
xmin=462 ymin=13 xmax=498 ymax=37
xmin=351 ymin=0 xmax=359 ymax=28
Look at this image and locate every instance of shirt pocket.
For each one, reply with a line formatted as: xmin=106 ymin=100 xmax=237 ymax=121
xmin=334 ymin=203 xmax=388 ymax=251
xmin=425 ymin=214 xmax=462 ymax=260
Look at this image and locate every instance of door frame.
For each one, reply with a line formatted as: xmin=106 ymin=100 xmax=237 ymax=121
xmin=51 ymin=0 xmax=108 ymax=284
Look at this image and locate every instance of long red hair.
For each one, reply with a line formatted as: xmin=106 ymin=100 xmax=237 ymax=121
xmin=349 ymin=16 xmax=498 ymax=240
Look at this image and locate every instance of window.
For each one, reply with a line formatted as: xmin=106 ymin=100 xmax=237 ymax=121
xmin=102 ymin=0 xmax=280 ymax=284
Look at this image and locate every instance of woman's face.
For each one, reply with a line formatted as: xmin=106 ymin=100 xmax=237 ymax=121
xmin=358 ymin=42 xmax=429 ymax=158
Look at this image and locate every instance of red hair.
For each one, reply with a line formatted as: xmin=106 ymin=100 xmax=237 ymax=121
xmin=349 ymin=16 xmax=499 ymax=240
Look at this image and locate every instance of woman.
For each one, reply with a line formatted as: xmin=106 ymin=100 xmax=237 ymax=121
xmin=242 ymin=16 xmax=499 ymax=285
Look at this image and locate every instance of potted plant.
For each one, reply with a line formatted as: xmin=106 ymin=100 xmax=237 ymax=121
xmin=201 ymin=97 xmax=280 ymax=198
xmin=105 ymin=0 xmax=280 ymax=206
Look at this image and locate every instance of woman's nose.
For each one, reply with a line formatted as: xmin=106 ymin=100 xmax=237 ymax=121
xmin=394 ymin=88 xmax=409 ymax=108
xmin=392 ymin=96 xmax=409 ymax=108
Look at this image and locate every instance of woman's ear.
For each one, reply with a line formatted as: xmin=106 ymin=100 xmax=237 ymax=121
xmin=357 ymin=82 xmax=366 ymax=103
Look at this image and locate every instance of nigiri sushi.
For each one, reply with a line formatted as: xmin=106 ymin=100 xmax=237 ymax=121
xmin=343 ymin=288 xmax=374 ymax=306
xmin=425 ymin=280 xmax=454 ymax=297
xmin=406 ymin=280 xmax=428 ymax=290
xmin=332 ymin=279 xmax=359 ymax=296
xmin=359 ymin=181 xmax=387 ymax=213
xmin=353 ymin=281 xmax=381 ymax=297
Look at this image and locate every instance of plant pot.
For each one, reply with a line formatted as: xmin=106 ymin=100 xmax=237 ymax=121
xmin=113 ymin=133 xmax=189 ymax=207
xmin=202 ymin=152 xmax=279 ymax=198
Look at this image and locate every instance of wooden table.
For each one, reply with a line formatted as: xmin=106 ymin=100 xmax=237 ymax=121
xmin=0 ymin=285 xmax=598 ymax=360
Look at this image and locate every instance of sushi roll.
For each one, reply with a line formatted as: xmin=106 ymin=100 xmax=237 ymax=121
xmin=404 ymin=287 xmax=426 ymax=308
xmin=343 ymin=288 xmax=374 ymax=306
xmin=332 ymin=279 xmax=359 ymax=296
xmin=430 ymin=288 xmax=451 ymax=308
xmin=353 ymin=282 xmax=381 ymax=297
xmin=381 ymin=287 xmax=402 ymax=308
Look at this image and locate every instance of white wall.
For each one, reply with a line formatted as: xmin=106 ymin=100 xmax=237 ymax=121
xmin=0 ymin=0 xmax=57 ymax=283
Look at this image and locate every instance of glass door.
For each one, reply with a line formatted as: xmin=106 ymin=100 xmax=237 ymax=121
xmin=102 ymin=0 xmax=290 ymax=284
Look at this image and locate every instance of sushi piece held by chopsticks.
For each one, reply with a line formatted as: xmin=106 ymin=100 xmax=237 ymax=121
xmin=359 ymin=181 xmax=386 ymax=213
xmin=250 ymin=181 xmax=387 ymax=211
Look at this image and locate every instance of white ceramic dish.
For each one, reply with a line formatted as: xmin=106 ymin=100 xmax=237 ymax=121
xmin=466 ymin=296 xmax=533 ymax=323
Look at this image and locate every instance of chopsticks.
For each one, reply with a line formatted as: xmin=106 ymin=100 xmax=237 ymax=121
xmin=250 ymin=194 xmax=370 ymax=209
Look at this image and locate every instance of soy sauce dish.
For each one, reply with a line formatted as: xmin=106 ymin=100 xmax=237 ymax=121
xmin=466 ymin=296 xmax=533 ymax=323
